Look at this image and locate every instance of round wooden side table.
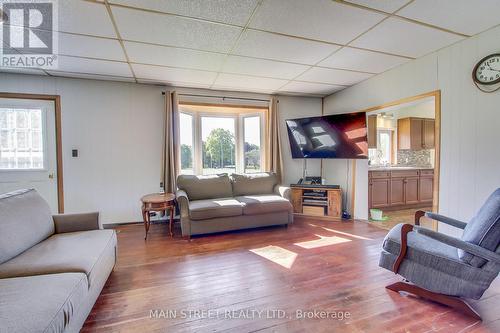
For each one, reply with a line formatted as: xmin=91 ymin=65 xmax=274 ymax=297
xmin=141 ymin=193 xmax=176 ymax=240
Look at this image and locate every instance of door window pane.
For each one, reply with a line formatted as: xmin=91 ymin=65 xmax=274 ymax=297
xmin=0 ymin=108 xmax=44 ymax=169
xmin=179 ymin=113 xmax=194 ymax=175
xmin=244 ymin=116 xmax=261 ymax=173
xmin=201 ymin=117 xmax=235 ymax=175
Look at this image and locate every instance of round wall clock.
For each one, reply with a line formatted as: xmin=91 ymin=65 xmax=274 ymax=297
xmin=472 ymin=53 xmax=500 ymax=92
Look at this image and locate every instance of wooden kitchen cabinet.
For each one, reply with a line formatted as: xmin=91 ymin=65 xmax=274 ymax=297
xmin=422 ymin=119 xmax=435 ymax=149
xmin=405 ymin=177 xmax=420 ymax=204
xmin=419 ymin=173 xmax=434 ymax=203
xmin=398 ymin=117 xmax=435 ymax=150
xmin=390 ymin=177 xmax=405 ymax=206
xmin=368 ymin=169 xmax=434 ymax=209
xmin=369 ymin=178 xmax=390 ymax=208
xmin=367 ymin=115 xmax=377 ymax=149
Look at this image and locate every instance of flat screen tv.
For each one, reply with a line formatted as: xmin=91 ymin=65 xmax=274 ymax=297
xmin=286 ymin=112 xmax=368 ymax=159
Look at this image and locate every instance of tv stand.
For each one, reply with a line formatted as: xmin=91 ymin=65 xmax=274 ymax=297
xmin=290 ymin=185 xmax=342 ymax=220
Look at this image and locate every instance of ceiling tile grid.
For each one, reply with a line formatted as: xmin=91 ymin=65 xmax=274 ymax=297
xmin=2 ymin=0 xmax=500 ymax=96
xmin=350 ymin=17 xmax=465 ymax=58
xmin=318 ymin=47 xmax=409 ymax=74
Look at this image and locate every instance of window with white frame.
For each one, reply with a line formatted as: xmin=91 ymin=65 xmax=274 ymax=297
xmin=0 ymin=108 xmax=45 ymax=170
xmin=377 ymin=129 xmax=393 ymax=165
xmin=179 ymin=104 xmax=267 ymax=175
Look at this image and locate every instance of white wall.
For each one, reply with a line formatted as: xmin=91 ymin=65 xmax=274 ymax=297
xmin=323 ymin=25 xmax=500 ymax=235
xmin=277 ymin=95 xmax=323 ymax=186
xmin=0 ymin=73 xmax=165 ymax=224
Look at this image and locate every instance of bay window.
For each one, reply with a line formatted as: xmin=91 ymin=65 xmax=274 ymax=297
xmin=179 ymin=104 xmax=267 ymax=175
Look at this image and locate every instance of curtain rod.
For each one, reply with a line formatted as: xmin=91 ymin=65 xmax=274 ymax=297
xmin=162 ymin=92 xmax=270 ymax=103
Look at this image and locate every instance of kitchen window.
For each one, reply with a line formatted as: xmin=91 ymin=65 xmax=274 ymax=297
xmin=179 ymin=104 xmax=267 ymax=175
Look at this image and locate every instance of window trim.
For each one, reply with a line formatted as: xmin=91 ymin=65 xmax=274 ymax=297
xmin=179 ymin=104 xmax=267 ymax=175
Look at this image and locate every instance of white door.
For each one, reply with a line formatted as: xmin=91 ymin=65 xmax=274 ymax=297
xmin=0 ymin=98 xmax=59 ymax=212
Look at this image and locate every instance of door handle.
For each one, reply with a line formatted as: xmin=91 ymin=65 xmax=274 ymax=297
xmin=48 ymin=173 xmax=55 ymax=179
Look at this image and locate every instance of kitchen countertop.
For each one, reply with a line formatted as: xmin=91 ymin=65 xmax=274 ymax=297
xmin=368 ymin=166 xmax=434 ymax=171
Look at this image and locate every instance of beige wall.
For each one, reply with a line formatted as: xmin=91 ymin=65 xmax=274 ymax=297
xmin=323 ymin=25 xmax=500 ymax=236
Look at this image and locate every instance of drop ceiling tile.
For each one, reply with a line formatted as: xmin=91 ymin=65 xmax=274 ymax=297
xmin=55 ymin=56 xmax=133 ymax=77
xmin=0 ymin=67 xmax=48 ymax=76
xmin=109 ymin=0 xmax=258 ymax=26
xmin=214 ymin=73 xmax=288 ymax=91
xmin=318 ymin=47 xmax=409 ymax=73
xmin=221 ymin=56 xmax=309 ymax=80
xmin=132 ymin=64 xmax=217 ymax=85
xmin=346 ymin=0 xmax=411 ymax=13
xmin=58 ymin=1 xmax=116 ymax=38
xmin=46 ymin=71 xmax=135 ymax=82
xmin=350 ymin=17 xmax=464 ymax=58
xmin=296 ymin=67 xmax=372 ymax=86
xmin=210 ymin=85 xmax=277 ymax=95
xmin=233 ymin=30 xmax=339 ymax=65
xmin=112 ymin=6 xmax=242 ymax=53
xmin=279 ymin=81 xmax=344 ymax=95
xmin=57 ymin=33 xmax=125 ymax=61
xmin=124 ymin=41 xmax=225 ymax=71
xmin=137 ymin=79 xmax=212 ymax=89
xmin=397 ymin=0 xmax=500 ymax=36
xmin=249 ymin=0 xmax=386 ymax=44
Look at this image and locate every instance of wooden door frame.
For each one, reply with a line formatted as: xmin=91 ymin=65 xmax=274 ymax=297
xmin=0 ymin=92 xmax=64 ymax=213
xmin=361 ymin=90 xmax=441 ymax=230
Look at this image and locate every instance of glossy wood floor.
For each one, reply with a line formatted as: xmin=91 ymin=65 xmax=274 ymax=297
xmin=83 ymin=218 xmax=500 ymax=333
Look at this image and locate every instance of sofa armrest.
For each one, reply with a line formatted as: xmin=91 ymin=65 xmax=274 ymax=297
xmin=176 ymin=190 xmax=190 ymax=217
xmin=415 ymin=210 xmax=467 ymax=229
xmin=53 ymin=212 xmax=100 ymax=233
xmin=274 ymin=185 xmax=291 ymax=201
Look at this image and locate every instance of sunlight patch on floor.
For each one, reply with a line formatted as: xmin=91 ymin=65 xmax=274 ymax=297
xmin=249 ymin=245 xmax=298 ymax=269
xmin=321 ymin=227 xmax=373 ymax=240
xmin=294 ymin=234 xmax=351 ymax=249
xmin=307 ymin=223 xmax=373 ymax=240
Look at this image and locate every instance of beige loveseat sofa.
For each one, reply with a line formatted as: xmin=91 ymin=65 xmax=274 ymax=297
xmin=0 ymin=189 xmax=117 ymax=333
xmin=176 ymin=173 xmax=293 ymax=237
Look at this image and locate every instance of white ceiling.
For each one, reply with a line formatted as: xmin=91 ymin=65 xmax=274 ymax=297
xmin=1 ymin=0 xmax=500 ymax=97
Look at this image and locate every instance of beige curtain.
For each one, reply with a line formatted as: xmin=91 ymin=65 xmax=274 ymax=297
xmin=266 ymin=96 xmax=283 ymax=182
xmin=161 ymin=91 xmax=180 ymax=193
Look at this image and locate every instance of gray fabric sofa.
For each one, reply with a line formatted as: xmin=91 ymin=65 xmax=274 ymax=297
xmin=176 ymin=173 xmax=293 ymax=237
xmin=0 ymin=189 xmax=117 ymax=333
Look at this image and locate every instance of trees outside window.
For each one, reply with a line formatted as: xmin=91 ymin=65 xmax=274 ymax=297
xmin=179 ymin=105 xmax=265 ymax=175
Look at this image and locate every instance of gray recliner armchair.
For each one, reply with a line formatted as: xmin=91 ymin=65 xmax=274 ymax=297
xmin=379 ymin=188 xmax=500 ymax=320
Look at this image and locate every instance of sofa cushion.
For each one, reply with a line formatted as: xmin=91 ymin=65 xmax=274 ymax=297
xmin=231 ymin=173 xmax=279 ymax=196
xmin=459 ymin=188 xmax=500 ymax=267
xmin=0 ymin=229 xmax=117 ymax=287
xmin=189 ymin=198 xmax=244 ymax=220
xmin=0 ymin=189 xmax=55 ymax=265
xmin=177 ymin=174 xmax=233 ymax=200
xmin=0 ymin=273 xmax=88 ymax=333
xmin=236 ymin=195 xmax=292 ymax=215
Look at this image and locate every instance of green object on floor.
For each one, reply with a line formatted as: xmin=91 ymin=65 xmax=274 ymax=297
xmin=370 ymin=216 xmax=390 ymax=222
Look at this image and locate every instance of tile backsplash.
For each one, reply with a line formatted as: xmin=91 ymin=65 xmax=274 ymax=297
xmin=397 ymin=149 xmax=434 ymax=167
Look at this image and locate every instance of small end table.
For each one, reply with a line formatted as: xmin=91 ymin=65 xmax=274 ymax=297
xmin=141 ymin=193 xmax=176 ymax=240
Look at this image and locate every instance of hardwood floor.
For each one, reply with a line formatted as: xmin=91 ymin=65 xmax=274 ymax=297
xmin=83 ymin=218 xmax=500 ymax=333
xmin=368 ymin=207 xmax=435 ymax=231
